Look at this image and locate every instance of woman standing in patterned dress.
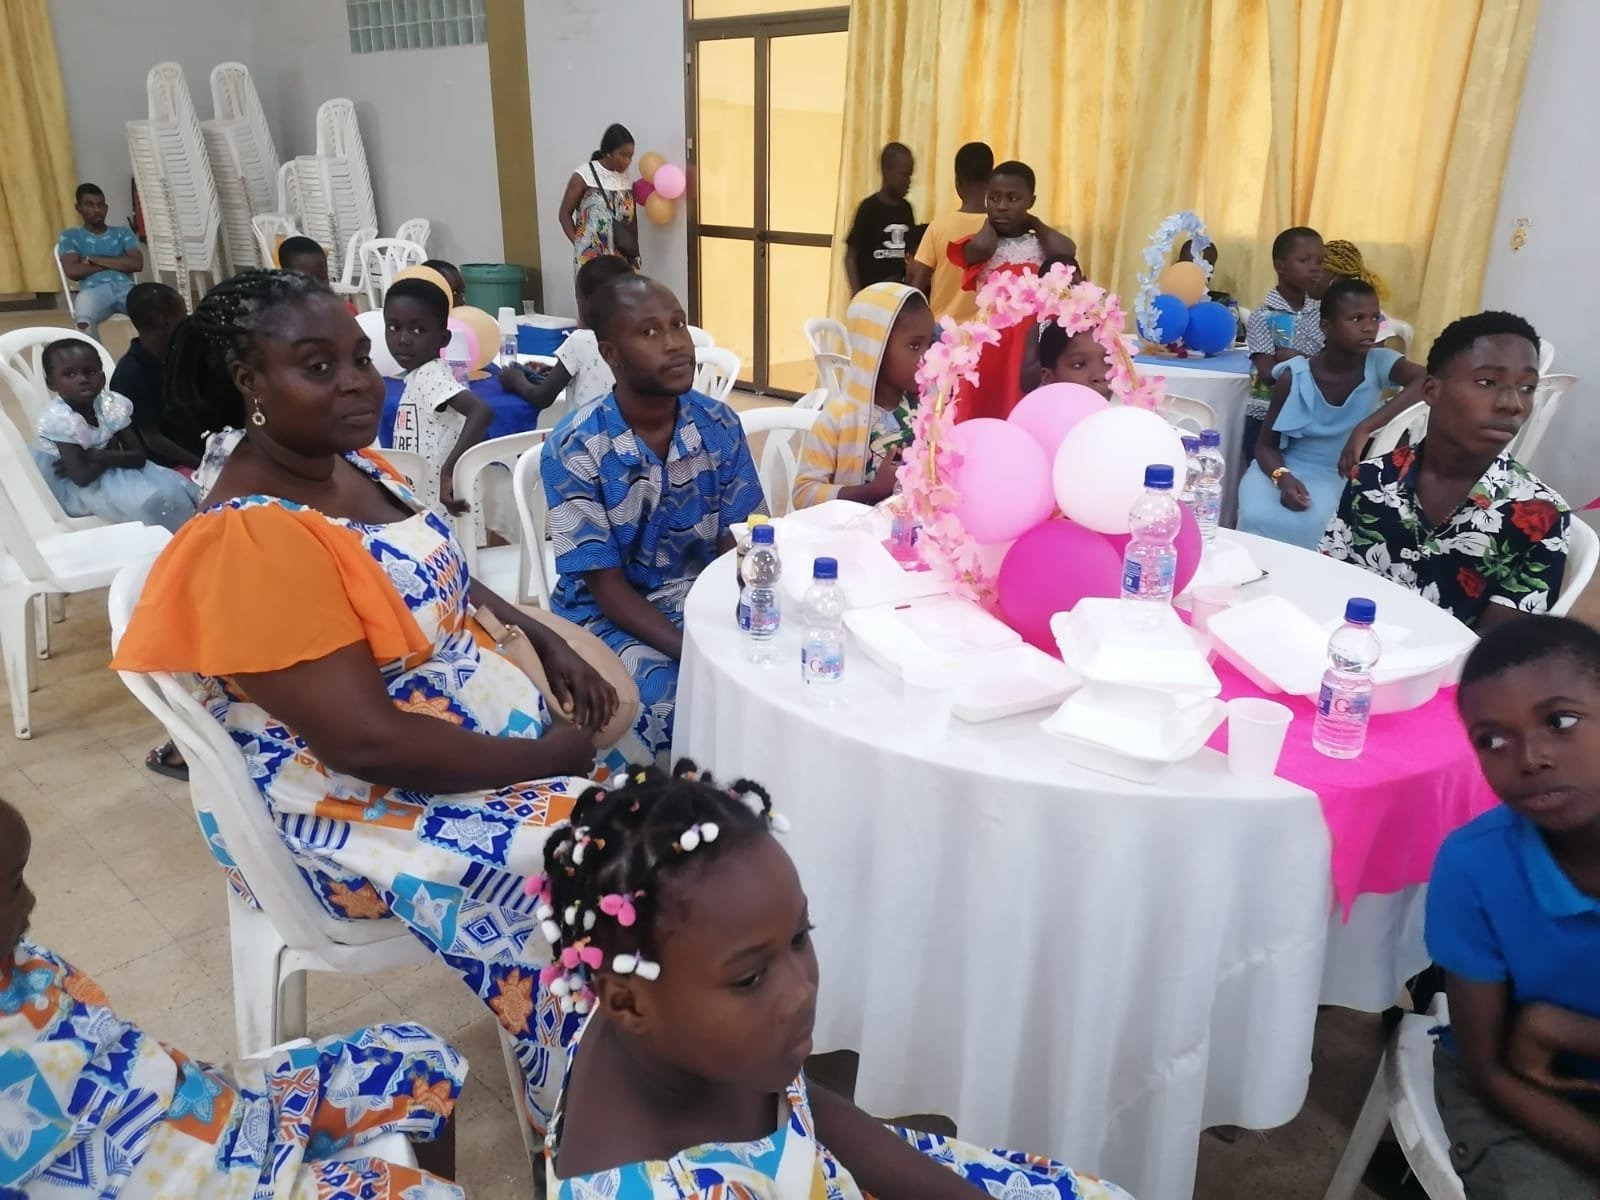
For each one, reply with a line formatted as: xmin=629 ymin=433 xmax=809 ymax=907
xmin=558 ymin=124 xmax=641 ymax=273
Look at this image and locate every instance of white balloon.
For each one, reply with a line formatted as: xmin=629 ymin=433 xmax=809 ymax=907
xmin=1053 ymin=406 xmax=1188 ymax=534
xmin=355 ymin=308 xmax=404 ymax=377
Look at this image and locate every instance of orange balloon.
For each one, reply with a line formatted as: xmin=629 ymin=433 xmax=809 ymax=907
xmin=644 ymin=193 xmax=676 ymax=226
xmin=1158 ymin=261 xmax=1209 ymax=307
xmin=450 ymin=305 xmax=501 ymax=372
xmin=391 ymin=265 xmax=453 ymax=308
xmin=638 ymin=151 xmax=665 ymax=183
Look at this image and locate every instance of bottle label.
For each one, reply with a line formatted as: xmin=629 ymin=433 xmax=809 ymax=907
xmin=737 ymin=601 xmax=751 ymax=632
xmin=1121 ymin=560 xmax=1142 ymax=593
xmin=802 ymin=646 xmax=844 ymax=683
xmin=1121 ymin=556 xmax=1174 ymax=595
xmin=1317 ymin=683 xmax=1370 ymax=720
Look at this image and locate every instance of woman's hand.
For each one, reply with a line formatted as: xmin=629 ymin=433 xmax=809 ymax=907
xmin=539 ymin=717 xmax=606 ymax=775
xmin=1277 ymin=474 xmax=1312 ymax=511
xmin=537 ymin=635 xmax=620 ymax=733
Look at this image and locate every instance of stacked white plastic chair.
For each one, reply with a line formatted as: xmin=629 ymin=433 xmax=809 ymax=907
xmin=128 ymin=63 xmax=225 ymax=306
xmin=203 ymin=63 xmax=281 ymax=271
xmin=292 ymin=100 xmax=380 ymax=284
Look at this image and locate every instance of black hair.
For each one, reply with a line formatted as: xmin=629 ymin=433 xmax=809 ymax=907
xmin=588 ymin=272 xmax=657 ymax=342
xmin=41 ymin=337 xmax=97 ymax=380
xmin=1271 ymin=226 xmax=1321 ymax=261
xmin=422 ymin=258 xmax=463 ymax=284
xmin=594 ymin=123 xmax=634 ymax=161
xmin=1037 ymin=322 xmax=1071 ymax=372
xmin=991 ymin=160 xmax=1036 ymax=194
xmin=1319 ymin=276 xmax=1378 ymax=319
xmin=1425 ymin=310 xmax=1540 ymax=377
xmin=534 ymin=760 xmax=785 ymax=1008
xmin=880 ymin=141 xmax=912 ymax=170
xmin=126 ymin=282 xmax=185 ymax=332
xmin=164 ymin=268 xmax=328 ymax=436
xmin=383 ymin=277 xmax=449 ymax=325
xmin=954 ymin=141 xmax=995 ymax=186
xmin=74 ymin=183 xmax=104 ymax=203
xmin=575 ymin=254 xmax=634 ymax=303
xmin=1459 ymin=615 xmax=1600 ymax=701
xmin=276 ymin=236 xmax=327 ymax=270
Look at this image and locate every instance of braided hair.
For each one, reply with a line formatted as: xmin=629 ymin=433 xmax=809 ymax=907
xmin=164 ymin=268 xmax=329 ymax=439
xmin=528 ymin=760 xmax=790 ymax=1014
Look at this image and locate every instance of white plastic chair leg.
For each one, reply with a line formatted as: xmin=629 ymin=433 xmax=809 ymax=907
xmin=278 ymin=966 xmax=309 ymax=1045
xmin=47 ymin=593 xmax=65 ymax=624
xmin=229 ymin=891 xmax=291 ymax=1056
xmin=1 ymin=587 xmax=34 ymax=738
xmin=1323 ymin=1049 xmax=1394 ymax=1200
xmin=33 ymin=597 xmax=49 ymax=660
xmin=499 ymin=1025 xmax=540 ymax=1166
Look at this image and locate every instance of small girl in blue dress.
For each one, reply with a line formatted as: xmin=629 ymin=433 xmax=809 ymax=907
xmin=32 ymin=338 xmax=197 ymax=533
xmin=1236 ymin=278 xmax=1424 ymax=549
xmin=532 ymin=761 xmax=1134 ymax=1199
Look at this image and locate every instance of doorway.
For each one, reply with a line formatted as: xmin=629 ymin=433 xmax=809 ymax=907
xmin=687 ymin=5 xmax=849 ymax=395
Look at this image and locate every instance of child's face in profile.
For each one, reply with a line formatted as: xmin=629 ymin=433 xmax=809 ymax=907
xmin=47 ymin=346 xmax=105 ymax=407
xmin=1321 ymin=292 xmax=1381 ymax=355
xmin=1275 ymin=236 xmax=1324 ymax=296
xmin=385 ymin=296 xmax=449 ymax=372
xmin=1042 ymin=331 xmax=1112 ymax=398
xmin=0 ymin=801 xmax=34 ymax=963
xmin=986 ymin=174 xmax=1034 ymax=237
xmin=882 ymin=150 xmax=914 ymax=201
xmin=1460 ymin=655 xmax=1600 ymax=836
xmin=878 ymin=300 xmax=934 ymax=400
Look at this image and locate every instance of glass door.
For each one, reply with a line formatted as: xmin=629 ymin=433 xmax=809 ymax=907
xmin=689 ymin=9 xmax=848 ymax=394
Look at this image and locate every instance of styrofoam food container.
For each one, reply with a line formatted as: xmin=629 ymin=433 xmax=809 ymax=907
xmin=1051 ymin=600 xmax=1220 ymax=696
xmin=1043 ymin=697 xmax=1227 ymax=782
xmin=1043 ymin=683 xmax=1222 ymax=759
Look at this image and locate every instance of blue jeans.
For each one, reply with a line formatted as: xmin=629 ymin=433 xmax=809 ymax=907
xmin=74 ymin=276 xmax=134 ymax=341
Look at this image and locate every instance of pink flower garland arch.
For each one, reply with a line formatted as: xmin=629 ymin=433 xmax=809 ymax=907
xmin=899 ymin=265 xmax=1164 ymax=606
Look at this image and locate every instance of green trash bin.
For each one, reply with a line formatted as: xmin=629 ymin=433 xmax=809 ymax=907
xmin=461 ymin=263 xmax=525 ymax=313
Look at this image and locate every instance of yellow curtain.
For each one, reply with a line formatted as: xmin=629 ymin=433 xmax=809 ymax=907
xmin=832 ymin=0 xmax=1538 ymax=357
xmin=0 ymin=0 xmax=76 ymax=294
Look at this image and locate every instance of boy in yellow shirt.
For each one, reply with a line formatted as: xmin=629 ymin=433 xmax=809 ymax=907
xmin=906 ymin=141 xmax=992 ymax=327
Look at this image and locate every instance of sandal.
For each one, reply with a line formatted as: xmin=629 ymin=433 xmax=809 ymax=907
xmin=145 ymin=740 xmax=189 ymax=782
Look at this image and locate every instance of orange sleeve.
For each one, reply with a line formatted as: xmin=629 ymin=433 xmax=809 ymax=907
xmin=111 ymin=502 xmax=433 ymax=676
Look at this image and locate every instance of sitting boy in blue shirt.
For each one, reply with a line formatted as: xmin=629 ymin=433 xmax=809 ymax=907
xmin=1427 ymin=614 xmax=1600 ymax=1196
xmin=57 ymin=182 xmax=143 ymax=341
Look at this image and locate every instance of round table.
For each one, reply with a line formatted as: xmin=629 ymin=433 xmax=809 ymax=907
xmin=674 ymin=530 xmax=1484 ymax=1200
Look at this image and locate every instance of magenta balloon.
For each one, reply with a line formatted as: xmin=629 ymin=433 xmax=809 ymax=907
xmin=633 ymin=178 xmax=656 ymax=204
xmin=997 ymin=519 xmax=1125 ymax=653
xmin=1103 ymin=503 xmax=1205 ymax=596
xmin=947 ymin=418 xmax=1056 ymax=544
xmin=1008 ymin=383 xmax=1108 ymax=461
xmin=653 ymin=163 xmax=686 ymax=200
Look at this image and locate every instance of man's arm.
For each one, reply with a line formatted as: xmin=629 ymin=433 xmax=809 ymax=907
xmin=58 ymin=252 xmax=98 ymax=281
xmin=581 ymin=567 xmax=683 ymax=660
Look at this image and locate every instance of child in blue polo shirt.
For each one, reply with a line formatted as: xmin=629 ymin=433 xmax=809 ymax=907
xmin=1427 ymin=614 xmax=1600 ymax=1197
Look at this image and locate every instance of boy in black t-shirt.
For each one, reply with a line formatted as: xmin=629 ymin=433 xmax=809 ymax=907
xmin=845 ymin=142 xmax=915 ymax=292
xmin=108 ymin=282 xmax=200 ymax=469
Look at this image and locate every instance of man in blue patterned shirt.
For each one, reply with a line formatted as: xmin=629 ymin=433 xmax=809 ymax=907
xmin=539 ymin=275 xmax=768 ymax=760
xmin=56 ymin=183 xmax=143 ymax=341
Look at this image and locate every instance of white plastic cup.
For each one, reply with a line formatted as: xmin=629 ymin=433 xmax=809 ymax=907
xmin=1189 ymin=585 xmax=1241 ymax=634
xmin=1226 ymin=697 xmax=1294 ymax=778
xmin=902 ymin=660 xmax=957 ymax=739
xmin=522 ymin=301 xmax=539 ymax=316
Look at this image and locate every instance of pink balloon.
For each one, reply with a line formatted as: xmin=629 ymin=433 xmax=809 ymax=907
xmin=1104 ymin=503 xmax=1205 ymax=596
xmin=653 ymin=163 xmax=686 ymax=200
xmin=998 ymin=519 xmax=1125 ymax=653
xmin=633 ymin=178 xmax=656 ymax=204
xmin=947 ymin=418 xmax=1056 ymax=544
xmin=1008 ymin=383 xmax=1108 ymax=461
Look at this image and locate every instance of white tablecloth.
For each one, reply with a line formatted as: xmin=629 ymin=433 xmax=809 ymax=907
xmin=1137 ymin=355 xmax=1253 ymax=526
xmin=674 ymin=531 xmax=1470 ymax=1200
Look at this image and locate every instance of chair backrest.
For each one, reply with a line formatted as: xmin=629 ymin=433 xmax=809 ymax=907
xmin=794 ymin=387 xmax=829 ymax=412
xmin=804 ymin=317 xmax=848 ymax=359
xmin=813 ymin=351 xmax=849 ymax=401
xmin=1539 ymin=337 xmax=1556 ymax=376
xmin=337 ymin=225 xmax=378 ymax=291
xmin=448 ymin=430 xmax=545 ymax=578
xmin=1508 ymin=372 xmax=1575 ymax=465
xmin=1156 ymin=391 xmax=1217 ymax=435
xmin=361 ymin=238 xmax=428 ymax=308
xmin=375 ymin=448 xmax=428 ymax=489
xmin=1376 ymin=316 xmax=1415 ymax=359
xmin=692 ymin=346 xmax=742 ymax=403
xmin=1367 ymin=399 xmax=1429 ymax=459
xmin=394 ymin=217 xmax=431 ymax=252
xmin=511 ymin=444 xmax=554 ymax=609
xmin=1551 ymin=516 xmax=1598 ymax=617
xmin=0 ymin=327 xmax=118 ymax=429
xmin=687 ymin=325 xmax=714 ymax=349
xmin=250 ymin=213 xmax=301 ymax=267
xmin=738 ymin=407 xmax=820 ymax=517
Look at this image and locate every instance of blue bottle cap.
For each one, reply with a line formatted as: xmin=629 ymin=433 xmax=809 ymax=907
xmin=751 ymin=524 xmax=775 ymax=544
xmin=1143 ymin=464 xmax=1175 ymax=489
xmin=812 ymin=556 xmax=838 ymax=580
xmin=1345 ymin=597 xmax=1377 ymax=625
xmin=1199 ymin=429 xmax=1221 ymax=448
xmin=1181 ymin=435 xmax=1201 ymax=452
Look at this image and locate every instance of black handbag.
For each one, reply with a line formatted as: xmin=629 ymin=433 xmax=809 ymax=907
xmin=589 ymin=164 xmax=640 ymax=261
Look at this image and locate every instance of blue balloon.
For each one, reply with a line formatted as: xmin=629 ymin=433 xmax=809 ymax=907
xmin=1185 ymin=300 xmax=1236 ymax=354
xmin=1140 ymin=293 xmax=1190 ymax=344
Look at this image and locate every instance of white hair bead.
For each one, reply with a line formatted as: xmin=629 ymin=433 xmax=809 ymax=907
xmin=535 ymin=903 xmax=553 ymax=921
xmin=680 ymin=827 xmax=701 ymax=852
xmin=702 ymin=822 xmax=721 ymax=844
xmin=550 ymin=976 xmax=570 ymax=998
xmin=541 ymin=920 xmax=562 ymax=945
xmin=770 ymin=813 xmax=792 ymax=834
xmin=612 ymin=953 xmax=638 ymax=975
xmin=583 ymin=910 xmax=597 ymax=931
xmin=634 ymin=959 xmax=662 ymax=982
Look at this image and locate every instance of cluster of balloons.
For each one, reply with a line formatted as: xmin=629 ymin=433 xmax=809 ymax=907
xmin=632 ymin=152 xmax=687 ymax=226
xmin=942 ymin=385 xmax=1203 ymax=653
xmin=1139 ymin=260 xmax=1236 ymax=355
xmin=356 ymin=264 xmax=505 ymax=379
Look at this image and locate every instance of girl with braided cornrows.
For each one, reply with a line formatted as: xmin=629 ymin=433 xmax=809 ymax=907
xmin=533 ymin=760 xmax=1135 ymax=1199
xmin=114 ymin=268 xmax=647 ymax=1136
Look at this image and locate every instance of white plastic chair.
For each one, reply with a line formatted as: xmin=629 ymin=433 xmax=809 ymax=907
xmin=1376 ymin=316 xmax=1415 ymax=359
xmin=804 ymin=317 xmax=850 ymax=401
xmin=52 ymin=247 xmax=134 ymax=335
xmin=738 ymin=406 xmax=820 ymax=517
xmin=332 ymin=225 xmax=377 ymax=308
xmin=687 ymin=325 xmax=714 ymax=349
xmin=511 ymin=446 xmax=556 ymax=610
xmin=1550 ymin=517 xmax=1599 ymax=618
xmin=393 ymin=217 xmax=431 ymax=254
xmin=1157 ymin=392 xmax=1217 ymax=434
xmin=1508 ymin=372 xmax=1575 ymax=464
xmin=794 ymin=387 xmax=829 ymax=412
xmin=361 ymin=238 xmax=428 ymax=309
xmin=250 ymin=214 xmax=301 ymax=267
xmin=1367 ymin=399 xmax=1430 ymax=458
xmin=449 ymin=431 xmax=546 ymax=605
xmin=1323 ymin=994 xmax=1464 ymax=1200
xmin=1539 ymin=338 xmax=1555 ymax=376
xmin=107 ymin=559 xmax=539 ymax=1166
xmin=0 ymin=326 xmax=118 ymax=430
xmin=375 ymin=448 xmax=428 ymax=490
xmin=692 ymin=346 xmax=742 ymax=403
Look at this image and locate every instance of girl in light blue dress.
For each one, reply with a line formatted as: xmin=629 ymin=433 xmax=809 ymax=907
xmin=1236 ymin=278 xmax=1424 ymax=549
xmin=31 ymin=338 xmax=197 ymax=533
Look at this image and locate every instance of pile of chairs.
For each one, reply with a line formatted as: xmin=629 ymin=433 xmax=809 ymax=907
xmin=202 ymin=63 xmax=281 ymax=272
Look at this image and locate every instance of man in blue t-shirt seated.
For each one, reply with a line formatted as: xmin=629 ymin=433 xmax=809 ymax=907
xmin=56 ymin=182 xmax=143 ymax=341
xmin=1426 ymin=615 xmax=1600 ymax=1197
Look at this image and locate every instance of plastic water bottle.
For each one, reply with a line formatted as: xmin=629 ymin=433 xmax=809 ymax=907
xmin=1180 ymin=435 xmax=1201 ymax=508
xmin=1312 ymin=597 xmax=1382 ymax=759
xmin=1120 ymin=465 xmax=1182 ymax=620
xmin=738 ymin=525 xmax=781 ymax=664
xmin=446 ymin=353 xmax=470 ymax=388
xmin=735 ymin=514 xmax=771 ymax=580
xmin=498 ymin=307 xmax=520 ymax=367
xmin=800 ymin=557 xmax=846 ymax=704
xmin=888 ymin=478 xmax=920 ymax=562
xmin=1194 ymin=428 xmax=1225 ymax=543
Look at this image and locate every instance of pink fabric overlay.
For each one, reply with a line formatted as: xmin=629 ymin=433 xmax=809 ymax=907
xmin=1204 ymin=658 xmax=1497 ymax=918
